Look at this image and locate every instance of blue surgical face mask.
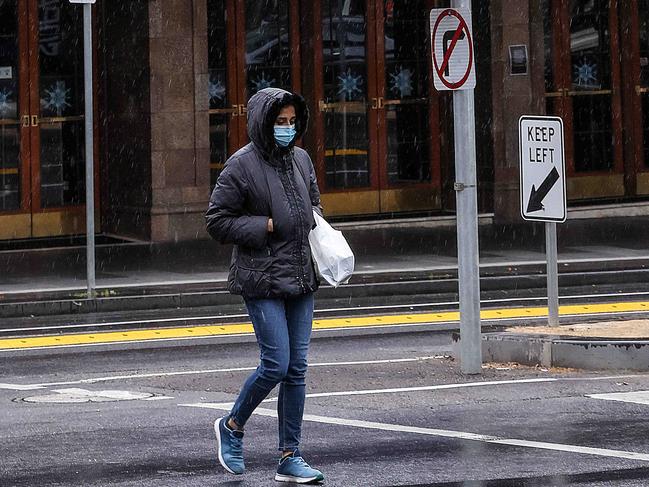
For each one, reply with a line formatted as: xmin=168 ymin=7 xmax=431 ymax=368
xmin=274 ymin=124 xmax=296 ymax=147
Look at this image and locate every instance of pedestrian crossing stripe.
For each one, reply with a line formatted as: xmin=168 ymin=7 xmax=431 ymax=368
xmin=0 ymin=300 xmax=648 ymax=351
xmin=587 ymin=391 xmax=649 ymax=406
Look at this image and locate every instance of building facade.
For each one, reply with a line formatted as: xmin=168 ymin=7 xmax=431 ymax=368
xmin=0 ymin=0 xmax=647 ymax=242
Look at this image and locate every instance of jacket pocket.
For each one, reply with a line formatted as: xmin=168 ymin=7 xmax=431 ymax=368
xmin=235 ymin=267 xmax=272 ymax=297
xmin=230 ymin=246 xmax=273 ymax=297
xmin=238 ymin=246 xmax=273 ymax=271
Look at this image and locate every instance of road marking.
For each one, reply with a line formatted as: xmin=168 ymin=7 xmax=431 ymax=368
xmin=0 ymin=356 xmax=440 ymax=390
xmin=187 ymin=406 xmax=649 ymax=463
xmin=0 ymin=383 xmax=45 ymax=391
xmin=179 ymin=375 xmax=649 ymax=411
xmin=180 ymin=378 xmax=557 ymax=411
xmin=1 ymin=300 xmax=648 ymax=351
xmin=273 ymin=377 xmax=558 ymax=401
xmin=588 ymin=391 xmax=649 ymax=406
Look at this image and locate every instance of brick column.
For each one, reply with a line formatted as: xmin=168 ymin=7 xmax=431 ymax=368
xmin=148 ymin=0 xmax=210 ymax=241
xmin=490 ymin=0 xmax=546 ymax=223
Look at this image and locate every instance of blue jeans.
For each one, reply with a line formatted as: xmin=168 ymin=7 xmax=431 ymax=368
xmin=230 ymin=292 xmax=314 ymax=451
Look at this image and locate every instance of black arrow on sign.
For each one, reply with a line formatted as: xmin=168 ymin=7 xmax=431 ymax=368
xmin=527 ymin=166 xmax=560 ymax=213
xmin=443 ymin=29 xmax=465 ymax=76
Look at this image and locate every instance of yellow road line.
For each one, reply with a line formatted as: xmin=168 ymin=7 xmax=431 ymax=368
xmin=1 ymin=301 xmax=648 ymax=351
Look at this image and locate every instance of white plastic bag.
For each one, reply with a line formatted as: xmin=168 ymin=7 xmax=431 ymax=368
xmin=308 ymin=211 xmax=355 ymax=287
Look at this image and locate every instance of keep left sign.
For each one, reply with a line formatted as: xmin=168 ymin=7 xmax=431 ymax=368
xmin=519 ymin=116 xmax=566 ymax=223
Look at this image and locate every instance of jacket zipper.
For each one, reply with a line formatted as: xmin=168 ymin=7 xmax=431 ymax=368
xmin=282 ymin=153 xmax=307 ymax=292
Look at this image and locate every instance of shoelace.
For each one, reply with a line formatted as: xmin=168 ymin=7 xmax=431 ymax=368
xmin=230 ymin=433 xmax=243 ymax=456
xmin=290 ymin=455 xmax=311 ymax=469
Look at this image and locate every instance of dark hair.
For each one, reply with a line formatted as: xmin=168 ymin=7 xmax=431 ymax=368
xmin=264 ymin=92 xmax=309 ymax=143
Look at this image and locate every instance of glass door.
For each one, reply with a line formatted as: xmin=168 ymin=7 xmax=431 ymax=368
xmin=318 ymin=0 xmax=379 ymax=214
xmin=309 ymin=0 xmax=440 ymax=217
xmin=639 ymin=0 xmax=649 ymax=188
xmin=208 ymin=0 xmax=301 ymax=187
xmin=31 ymin=0 xmax=88 ymax=237
xmin=375 ymin=0 xmax=440 ymax=213
xmin=0 ymin=0 xmax=95 ymax=240
xmin=208 ymin=0 xmax=239 ymax=187
xmin=544 ymin=0 xmax=625 ymax=200
xmin=242 ymin=0 xmax=295 ymax=99
xmin=0 ymin=0 xmax=30 ymax=239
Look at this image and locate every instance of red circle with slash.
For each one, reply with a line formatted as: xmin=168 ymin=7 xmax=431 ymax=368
xmin=432 ymin=9 xmax=474 ymax=90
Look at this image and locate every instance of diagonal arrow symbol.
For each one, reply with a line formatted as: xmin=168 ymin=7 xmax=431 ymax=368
xmin=527 ymin=166 xmax=560 ymax=213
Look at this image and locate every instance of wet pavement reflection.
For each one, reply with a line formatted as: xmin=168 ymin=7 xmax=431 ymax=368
xmin=403 ymin=466 xmax=649 ymax=486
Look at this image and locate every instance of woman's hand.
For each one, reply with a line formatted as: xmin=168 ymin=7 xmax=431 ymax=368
xmin=267 ymin=218 xmax=274 ymax=233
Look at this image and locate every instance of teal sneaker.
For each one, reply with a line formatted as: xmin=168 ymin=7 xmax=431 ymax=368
xmin=275 ymin=450 xmax=324 ymax=484
xmin=215 ymin=417 xmax=245 ymax=475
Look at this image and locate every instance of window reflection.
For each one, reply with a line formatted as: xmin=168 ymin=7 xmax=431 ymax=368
xmin=543 ymin=1 xmax=615 ymax=172
xmin=384 ymin=0 xmax=430 ymax=185
xmin=643 ymin=96 xmax=649 ymax=168
xmin=569 ymin=0 xmax=613 ymax=172
xmin=640 ymin=0 xmax=648 ymax=167
xmin=384 ymin=0 xmax=427 ymax=101
xmin=245 ymin=0 xmax=291 ymax=97
xmin=208 ymin=0 xmax=227 ymax=111
xmin=208 ymin=0 xmax=228 ymax=186
xmin=0 ymin=0 xmax=20 ymax=211
xmin=572 ymin=96 xmax=612 ymax=172
xmin=38 ymin=0 xmax=85 ymax=208
xmin=322 ymin=0 xmax=369 ymax=189
xmin=542 ymin=0 xmax=558 ymax=118
xmin=542 ymin=0 xmax=554 ymax=94
xmin=569 ymin=0 xmax=611 ymax=91
xmin=322 ymin=0 xmax=366 ymax=102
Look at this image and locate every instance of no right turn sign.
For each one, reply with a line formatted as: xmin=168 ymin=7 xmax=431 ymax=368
xmin=430 ymin=8 xmax=476 ymax=91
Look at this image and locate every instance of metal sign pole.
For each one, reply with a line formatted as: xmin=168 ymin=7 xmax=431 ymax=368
xmin=519 ymin=115 xmax=565 ymax=327
xmin=83 ymin=2 xmax=95 ymax=297
xmin=546 ymin=222 xmax=559 ymax=326
xmin=452 ymin=0 xmax=481 ymax=375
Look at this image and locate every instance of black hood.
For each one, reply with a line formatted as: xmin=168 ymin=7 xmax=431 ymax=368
xmin=246 ymin=87 xmax=309 ymax=159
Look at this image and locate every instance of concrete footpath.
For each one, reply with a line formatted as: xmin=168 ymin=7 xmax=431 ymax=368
xmin=2 ymin=210 xmax=649 ymax=318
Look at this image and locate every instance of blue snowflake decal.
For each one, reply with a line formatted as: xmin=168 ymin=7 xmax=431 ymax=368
xmin=251 ymin=72 xmax=276 ymax=93
xmin=208 ymin=75 xmax=226 ymax=104
xmin=0 ymin=88 xmax=12 ymax=116
xmin=42 ymin=81 xmax=71 ymax=116
xmin=389 ymin=66 xmax=414 ymax=98
xmin=573 ymin=60 xmax=598 ymax=88
xmin=337 ymin=69 xmax=363 ymax=100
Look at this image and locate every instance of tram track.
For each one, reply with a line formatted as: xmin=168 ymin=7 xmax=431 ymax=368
xmin=3 ymin=283 xmax=649 ymax=337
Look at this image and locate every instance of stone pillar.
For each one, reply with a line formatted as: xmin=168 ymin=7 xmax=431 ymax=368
xmin=148 ymin=0 xmax=210 ymax=242
xmin=490 ymin=0 xmax=546 ymax=223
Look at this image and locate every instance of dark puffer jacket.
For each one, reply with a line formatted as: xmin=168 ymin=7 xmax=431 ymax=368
xmin=205 ymin=88 xmax=322 ymax=299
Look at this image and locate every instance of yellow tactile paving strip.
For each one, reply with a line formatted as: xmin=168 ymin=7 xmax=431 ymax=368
xmin=1 ymin=301 xmax=648 ymax=351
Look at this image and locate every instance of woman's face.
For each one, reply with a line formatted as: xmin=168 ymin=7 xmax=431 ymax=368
xmin=275 ymin=105 xmax=296 ymax=126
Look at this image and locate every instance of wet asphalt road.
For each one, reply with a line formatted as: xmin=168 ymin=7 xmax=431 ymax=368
xmin=2 ymin=330 xmax=649 ymax=486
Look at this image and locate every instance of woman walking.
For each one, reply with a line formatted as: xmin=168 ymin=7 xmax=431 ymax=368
xmin=205 ymin=87 xmax=324 ymax=484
